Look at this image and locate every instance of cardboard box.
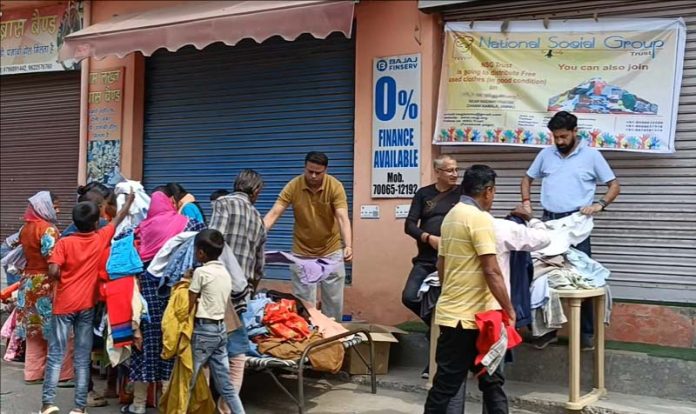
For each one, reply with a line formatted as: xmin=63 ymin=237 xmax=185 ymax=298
xmin=341 ymin=323 xmax=406 ymax=375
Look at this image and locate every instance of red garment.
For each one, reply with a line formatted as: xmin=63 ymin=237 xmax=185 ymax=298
xmin=104 ymin=276 xmax=135 ymax=348
xmin=48 ymin=223 xmax=116 ymax=315
xmin=19 ymin=219 xmax=56 ymax=274
xmin=474 ymin=310 xmax=522 ymax=370
xmin=263 ymin=299 xmax=311 ymax=341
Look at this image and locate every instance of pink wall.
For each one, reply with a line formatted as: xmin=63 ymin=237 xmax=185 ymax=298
xmin=344 ymin=0 xmax=442 ymax=325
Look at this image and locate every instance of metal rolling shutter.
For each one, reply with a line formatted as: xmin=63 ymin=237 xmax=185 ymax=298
xmin=439 ymin=0 xmax=696 ymax=302
xmin=0 ymin=72 xmax=81 ymax=239
xmin=143 ymin=33 xmax=355 ymax=280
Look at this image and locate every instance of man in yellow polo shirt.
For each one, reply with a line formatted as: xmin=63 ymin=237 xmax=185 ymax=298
xmin=264 ymin=151 xmax=353 ymax=321
xmin=425 ymin=165 xmax=515 ymax=414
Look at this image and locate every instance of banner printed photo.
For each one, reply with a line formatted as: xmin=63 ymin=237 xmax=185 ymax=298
xmin=434 ymin=19 xmax=687 ymax=153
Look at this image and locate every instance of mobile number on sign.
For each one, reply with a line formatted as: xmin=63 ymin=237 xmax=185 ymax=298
xmin=372 ymin=184 xmax=419 ymax=196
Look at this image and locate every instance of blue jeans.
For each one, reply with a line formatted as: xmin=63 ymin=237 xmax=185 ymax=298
xmin=191 ymin=321 xmax=245 ymax=414
xmin=42 ymin=309 xmax=94 ymax=409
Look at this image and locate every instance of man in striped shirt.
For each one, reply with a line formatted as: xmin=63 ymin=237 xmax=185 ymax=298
xmin=425 ymin=165 xmax=514 ymax=414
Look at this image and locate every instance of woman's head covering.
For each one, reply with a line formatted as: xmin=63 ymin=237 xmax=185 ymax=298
xmin=136 ymin=191 xmax=189 ymax=262
xmin=176 ymin=193 xmax=196 ymax=214
xmin=24 ymin=191 xmax=57 ymax=223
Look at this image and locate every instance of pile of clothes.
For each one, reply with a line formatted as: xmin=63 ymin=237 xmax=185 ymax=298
xmin=242 ymin=291 xmax=347 ymax=373
xmin=530 ymin=213 xmax=612 ymax=337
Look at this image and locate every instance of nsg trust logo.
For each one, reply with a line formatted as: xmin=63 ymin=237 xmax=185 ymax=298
xmin=454 ymin=35 xmax=476 ymax=53
xmin=376 ymin=59 xmax=388 ymax=72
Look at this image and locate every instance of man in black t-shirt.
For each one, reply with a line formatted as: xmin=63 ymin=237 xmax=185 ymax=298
xmin=403 ymin=155 xmax=460 ymax=337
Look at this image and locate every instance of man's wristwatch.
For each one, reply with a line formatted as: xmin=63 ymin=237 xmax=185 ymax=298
xmin=598 ymin=199 xmax=609 ymax=210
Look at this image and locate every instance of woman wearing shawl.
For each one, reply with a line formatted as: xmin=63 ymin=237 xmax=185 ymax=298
xmin=16 ymin=191 xmax=75 ymax=384
xmin=165 ymin=183 xmax=206 ymax=224
xmin=122 ymin=191 xmax=205 ymax=414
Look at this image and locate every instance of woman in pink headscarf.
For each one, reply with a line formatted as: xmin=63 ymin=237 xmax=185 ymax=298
xmin=123 ymin=191 xmax=205 ymax=414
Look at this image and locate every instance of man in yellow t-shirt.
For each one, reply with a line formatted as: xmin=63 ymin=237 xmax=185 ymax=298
xmin=425 ymin=165 xmax=516 ymax=414
xmin=264 ymin=152 xmax=352 ymax=321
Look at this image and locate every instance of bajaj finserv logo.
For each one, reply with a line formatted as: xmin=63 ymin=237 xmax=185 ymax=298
xmin=376 ymin=59 xmax=388 ymax=72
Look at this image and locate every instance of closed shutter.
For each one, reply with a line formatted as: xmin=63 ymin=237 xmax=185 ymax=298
xmin=0 ymin=72 xmax=81 ymax=239
xmin=440 ymin=0 xmax=696 ymax=302
xmin=143 ymin=33 xmax=355 ymax=280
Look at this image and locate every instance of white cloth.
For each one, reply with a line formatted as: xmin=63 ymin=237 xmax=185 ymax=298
xmin=28 ymin=191 xmax=57 ymax=223
xmin=530 ymin=274 xmax=549 ymax=309
xmin=537 ymin=213 xmax=593 ymax=257
xmin=220 ymin=245 xmax=249 ymax=294
xmin=417 ymin=272 xmax=441 ymax=300
xmin=114 ymin=180 xmax=151 ymax=236
xmin=493 ymin=218 xmax=551 ymax=293
xmin=147 ymin=232 xmax=197 ymax=277
xmin=481 ymin=324 xmax=508 ymax=374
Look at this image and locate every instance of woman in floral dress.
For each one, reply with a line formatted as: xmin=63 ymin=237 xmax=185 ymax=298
xmin=16 ymin=191 xmax=74 ymax=384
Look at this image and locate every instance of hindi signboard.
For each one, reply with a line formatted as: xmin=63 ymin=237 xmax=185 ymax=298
xmin=1 ymin=1 xmax=83 ymax=75
xmin=434 ymin=19 xmax=686 ymax=153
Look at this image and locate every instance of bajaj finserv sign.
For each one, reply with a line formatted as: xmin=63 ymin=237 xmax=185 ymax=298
xmin=372 ymin=53 xmax=422 ymax=199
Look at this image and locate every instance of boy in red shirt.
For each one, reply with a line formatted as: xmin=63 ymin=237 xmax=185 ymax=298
xmin=40 ymin=193 xmax=134 ymax=414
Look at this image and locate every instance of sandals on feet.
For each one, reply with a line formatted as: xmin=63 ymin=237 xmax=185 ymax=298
xmin=40 ymin=406 xmax=60 ymax=414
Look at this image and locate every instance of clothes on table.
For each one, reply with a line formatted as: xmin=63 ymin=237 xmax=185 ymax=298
xmin=547 ymin=267 xmax=596 ymax=290
xmin=262 ymin=299 xmax=311 ymax=341
xmin=106 ymin=231 xmax=143 ymax=280
xmin=255 ymin=332 xmax=345 ymax=373
xmin=531 ymin=288 xmax=567 ymax=337
xmin=565 ymin=247 xmax=609 ymax=287
xmin=265 ymin=251 xmax=342 ymax=285
xmin=160 ymin=279 xmax=215 ymax=414
xmin=537 ymin=213 xmax=594 ymax=257
xmin=242 ymin=295 xmax=272 ymax=339
xmin=530 ymin=274 xmax=549 ymax=310
xmin=307 ymin=305 xmax=349 ymax=340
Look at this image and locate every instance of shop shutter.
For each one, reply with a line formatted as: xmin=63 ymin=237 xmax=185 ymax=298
xmin=438 ymin=0 xmax=696 ymax=302
xmin=0 ymin=71 xmax=81 ymax=239
xmin=143 ymin=33 xmax=355 ymax=280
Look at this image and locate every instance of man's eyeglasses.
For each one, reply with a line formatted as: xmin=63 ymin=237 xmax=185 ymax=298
xmin=436 ymin=168 xmax=459 ymax=175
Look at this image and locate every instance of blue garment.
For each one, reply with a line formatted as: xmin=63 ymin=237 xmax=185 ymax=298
xmin=526 ymin=143 xmax=615 ymax=213
xmin=227 ymin=323 xmax=251 ymax=357
xmin=106 ymin=231 xmax=144 ymax=280
xmin=181 ymin=203 xmax=205 ymax=224
xmin=241 ymin=295 xmax=272 ymax=338
xmin=0 ymin=244 xmax=20 ymax=285
xmin=42 ymin=308 xmax=94 ymax=410
xmin=530 ymin=275 xmax=549 ymax=309
xmin=191 ymin=321 xmax=246 ymax=414
xmin=157 ymin=237 xmax=197 ymax=298
xmin=62 ymin=218 xmax=109 ymax=237
xmin=566 ymin=247 xmax=609 ymax=287
xmin=506 ymin=215 xmax=534 ymax=328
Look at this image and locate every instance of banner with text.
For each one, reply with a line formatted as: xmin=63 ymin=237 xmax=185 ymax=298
xmin=1 ymin=1 xmax=83 ymax=75
xmin=87 ymin=67 xmax=124 ymax=185
xmin=372 ymin=53 xmax=421 ymax=198
xmin=434 ymin=19 xmax=686 ymax=153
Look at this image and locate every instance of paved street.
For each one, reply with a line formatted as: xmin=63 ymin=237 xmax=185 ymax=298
xmin=0 ymin=356 xmax=534 ymax=413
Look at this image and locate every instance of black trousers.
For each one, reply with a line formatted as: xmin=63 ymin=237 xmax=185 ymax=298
xmin=424 ymin=325 xmax=508 ymax=414
xmin=542 ymin=210 xmax=594 ymax=338
xmin=402 ymin=259 xmax=437 ymax=326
